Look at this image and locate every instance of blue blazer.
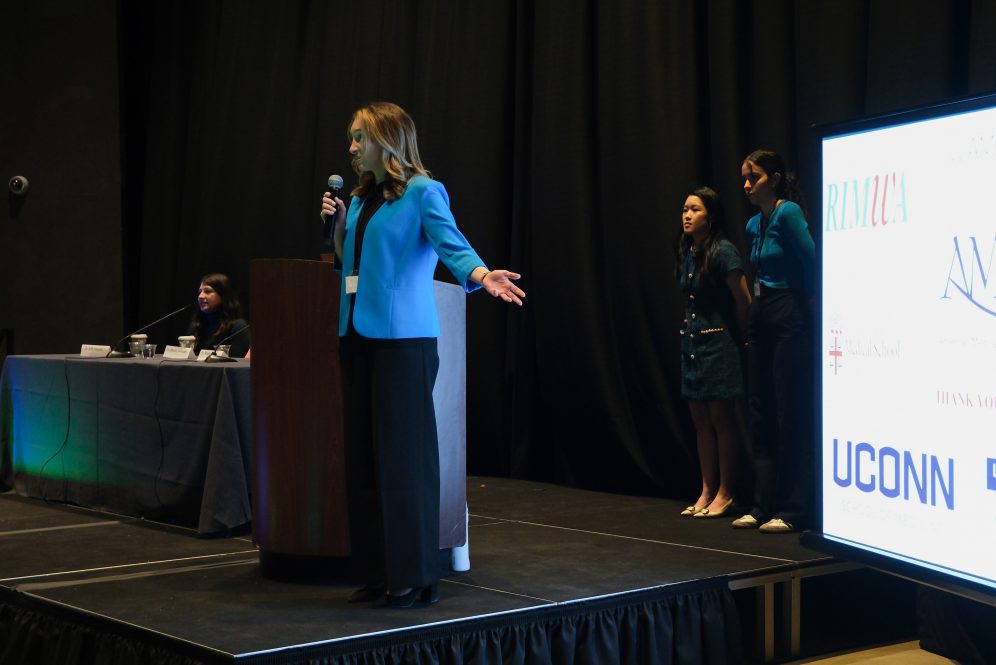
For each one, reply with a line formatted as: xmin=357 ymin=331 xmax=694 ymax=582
xmin=338 ymin=176 xmax=485 ymax=338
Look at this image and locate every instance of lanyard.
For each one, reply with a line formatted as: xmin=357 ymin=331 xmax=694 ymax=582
xmin=752 ymin=200 xmax=783 ymax=274
xmin=752 ymin=215 xmax=769 ymax=274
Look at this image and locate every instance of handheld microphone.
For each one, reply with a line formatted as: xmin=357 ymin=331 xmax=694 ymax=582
xmin=107 ymin=303 xmax=195 ymax=358
xmin=204 ymin=324 xmax=251 ymax=363
xmin=322 ymin=174 xmax=344 ymax=246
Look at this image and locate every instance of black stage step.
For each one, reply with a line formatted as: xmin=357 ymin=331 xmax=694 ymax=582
xmin=0 ymin=478 xmax=917 ymax=664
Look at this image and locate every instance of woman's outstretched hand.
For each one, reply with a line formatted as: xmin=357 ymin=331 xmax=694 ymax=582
xmin=483 ymin=270 xmax=526 ymax=306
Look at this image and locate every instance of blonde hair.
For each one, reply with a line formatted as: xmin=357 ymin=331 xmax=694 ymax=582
xmin=348 ymin=102 xmax=430 ymax=201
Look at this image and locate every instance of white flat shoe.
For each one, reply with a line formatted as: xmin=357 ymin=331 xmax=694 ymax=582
xmin=731 ymin=514 xmax=759 ymax=529
xmin=759 ymin=518 xmax=794 ymax=533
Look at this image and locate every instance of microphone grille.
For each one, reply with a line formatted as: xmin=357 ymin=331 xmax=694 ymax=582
xmin=328 ymin=174 xmax=344 ymax=191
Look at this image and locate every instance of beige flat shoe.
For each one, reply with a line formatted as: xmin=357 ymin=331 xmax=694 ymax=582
xmin=694 ymin=498 xmax=735 ymax=518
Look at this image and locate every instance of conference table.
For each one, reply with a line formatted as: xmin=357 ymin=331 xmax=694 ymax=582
xmin=0 ymin=355 xmax=251 ymax=535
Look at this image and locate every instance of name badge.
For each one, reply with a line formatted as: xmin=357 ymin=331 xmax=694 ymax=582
xmin=753 ymin=282 xmax=761 ymax=297
xmin=345 ymin=274 xmax=359 ymax=294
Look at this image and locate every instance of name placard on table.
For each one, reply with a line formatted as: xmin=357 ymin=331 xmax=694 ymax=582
xmin=162 ymin=345 xmax=197 ymax=361
xmin=80 ymin=344 xmax=112 ymax=358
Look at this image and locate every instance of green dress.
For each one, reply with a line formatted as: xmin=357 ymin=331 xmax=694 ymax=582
xmin=677 ymin=239 xmax=745 ymax=400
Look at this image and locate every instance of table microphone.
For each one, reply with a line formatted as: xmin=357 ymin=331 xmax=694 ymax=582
xmin=106 ymin=303 xmax=195 ymax=358
xmin=204 ymin=324 xmax=251 ymax=363
xmin=322 ymin=174 xmax=344 ymax=246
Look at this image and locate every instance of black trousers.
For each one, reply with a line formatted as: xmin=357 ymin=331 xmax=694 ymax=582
xmin=746 ymin=289 xmax=814 ymax=526
xmin=339 ymin=331 xmax=441 ymax=589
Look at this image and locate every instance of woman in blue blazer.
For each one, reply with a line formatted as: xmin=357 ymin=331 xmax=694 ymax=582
xmin=320 ymin=102 xmax=524 ymax=608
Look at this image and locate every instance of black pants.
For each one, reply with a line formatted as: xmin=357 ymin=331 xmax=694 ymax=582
xmin=746 ymin=289 xmax=814 ymax=526
xmin=339 ymin=331 xmax=441 ymax=589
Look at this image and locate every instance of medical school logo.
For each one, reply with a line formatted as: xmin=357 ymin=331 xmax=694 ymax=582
xmin=827 ymin=329 xmax=843 ymax=375
xmin=825 ymin=329 xmax=902 ymax=376
xmin=824 ymin=172 xmax=907 ymax=232
xmin=942 ymin=235 xmax=996 ymax=317
xmin=832 ymin=438 xmax=954 ymax=510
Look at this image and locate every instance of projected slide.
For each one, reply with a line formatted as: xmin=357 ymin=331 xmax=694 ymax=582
xmin=821 ymin=102 xmax=996 ymax=592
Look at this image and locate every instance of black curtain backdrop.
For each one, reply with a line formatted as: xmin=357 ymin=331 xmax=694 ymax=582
xmin=119 ymin=0 xmax=996 ymax=498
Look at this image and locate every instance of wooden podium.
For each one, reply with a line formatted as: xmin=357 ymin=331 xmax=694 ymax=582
xmin=250 ymin=259 xmax=467 ymax=581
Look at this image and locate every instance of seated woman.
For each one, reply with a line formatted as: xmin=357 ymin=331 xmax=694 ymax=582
xmin=188 ymin=273 xmax=251 ymax=358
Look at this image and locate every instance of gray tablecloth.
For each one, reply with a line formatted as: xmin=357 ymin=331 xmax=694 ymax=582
xmin=0 ymin=355 xmax=251 ymax=534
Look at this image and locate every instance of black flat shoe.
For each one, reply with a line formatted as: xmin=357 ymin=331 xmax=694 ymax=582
xmin=380 ymin=584 xmax=438 ymax=609
xmin=348 ymin=584 xmax=385 ymax=603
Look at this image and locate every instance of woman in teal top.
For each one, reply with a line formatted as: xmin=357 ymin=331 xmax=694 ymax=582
xmin=674 ymin=187 xmax=751 ymax=520
xmin=320 ymin=102 xmax=525 ymax=608
xmin=732 ymin=150 xmax=815 ymax=534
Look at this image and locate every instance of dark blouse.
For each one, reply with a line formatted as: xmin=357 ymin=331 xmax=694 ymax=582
xmin=192 ymin=316 xmax=251 ymax=358
xmin=354 ymin=180 xmax=388 ymax=271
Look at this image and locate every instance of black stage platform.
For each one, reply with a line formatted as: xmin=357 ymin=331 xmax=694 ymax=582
xmin=0 ymin=478 xmax=916 ymax=664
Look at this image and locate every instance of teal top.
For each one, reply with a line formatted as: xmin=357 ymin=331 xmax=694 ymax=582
xmin=745 ymin=200 xmax=814 ymax=296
